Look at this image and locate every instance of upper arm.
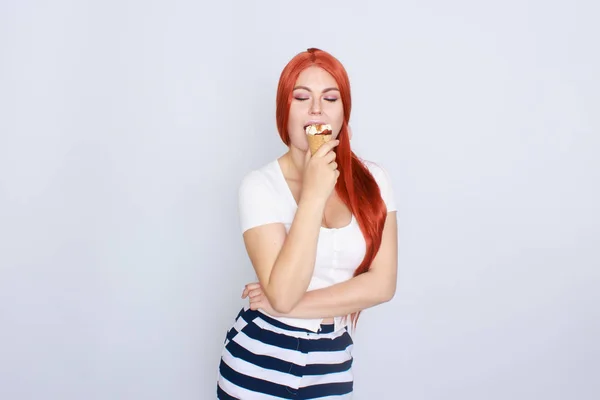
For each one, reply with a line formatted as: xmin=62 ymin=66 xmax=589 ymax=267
xmin=243 ymin=224 xmax=287 ymax=289
xmin=365 ymin=162 xmax=398 ymax=299
xmin=368 ymin=211 xmax=398 ymax=300
xmin=238 ymin=171 xmax=287 ymax=290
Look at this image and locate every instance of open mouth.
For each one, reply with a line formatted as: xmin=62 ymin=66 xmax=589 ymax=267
xmin=303 ymin=121 xmax=327 ymax=130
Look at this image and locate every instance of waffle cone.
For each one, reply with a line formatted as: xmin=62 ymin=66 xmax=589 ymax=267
xmin=307 ymin=134 xmax=333 ymax=155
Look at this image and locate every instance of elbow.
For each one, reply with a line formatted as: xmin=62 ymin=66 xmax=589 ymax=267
xmin=370 ymin=267 xmax=397 ymax=304
xmin=378 ymin=282 xmax=396 ymax=304
xmin=271 ymin=299 xmax=294 ymax=314
xmin=272 ymin=303 xmax=293 ymax=314
xmin=264 ymin=280 xmax=303 ymax=314
xmin=381 ymin=288 xmax=396 ymax=303
xmin=269 ymin=293 xmax=299 ymax=315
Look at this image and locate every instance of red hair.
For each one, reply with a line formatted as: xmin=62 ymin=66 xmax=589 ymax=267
xmin=276 ymin=48 xmax=388 ymax=327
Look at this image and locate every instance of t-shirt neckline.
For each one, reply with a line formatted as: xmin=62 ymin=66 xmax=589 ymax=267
xmin=273 ymin=158 xmax=355 ymax=231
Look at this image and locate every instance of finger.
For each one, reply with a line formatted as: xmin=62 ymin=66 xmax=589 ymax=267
xmin=243 ymin=282 xmax=260 ymax=298
xmin=249 ymin=297 xmax=262 ymax=310
xmin=323 ymin=151 xmax=337 ymax=164
xmin=330 ymin=161 xmax=338 ymax=170
xmin=313 ymin=139 xmax=339 ymax=158
xmin=249 ymin=289 xmax=262 ymax=298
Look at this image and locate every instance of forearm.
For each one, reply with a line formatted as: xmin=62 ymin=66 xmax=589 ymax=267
xmin=279 ymin=270 xmax=396 ymax=319
xmin=267 ymin=197 xmax=324 ymax=312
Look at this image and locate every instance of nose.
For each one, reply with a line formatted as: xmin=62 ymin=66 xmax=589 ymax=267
xmin=309 ymin=98 xmax=322 ymax=115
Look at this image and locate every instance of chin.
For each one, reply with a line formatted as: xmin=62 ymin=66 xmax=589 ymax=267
xmin=295 ymin=144 xmax=310 ymax=153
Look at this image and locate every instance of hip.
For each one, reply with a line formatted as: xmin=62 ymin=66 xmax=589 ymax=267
xmin=217 ymin=308 xmax=354 ymax=398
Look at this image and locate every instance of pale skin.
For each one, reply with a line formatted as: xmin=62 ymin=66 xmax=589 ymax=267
xmin=241 ymin=66 xmax=398 ymax=322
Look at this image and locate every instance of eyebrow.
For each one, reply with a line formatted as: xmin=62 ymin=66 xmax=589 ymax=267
xmin=293 ymin=86 xmax=340 ymax=93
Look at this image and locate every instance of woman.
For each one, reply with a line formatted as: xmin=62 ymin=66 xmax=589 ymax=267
xmin=217 ymin=48 xmax=398 ymax=399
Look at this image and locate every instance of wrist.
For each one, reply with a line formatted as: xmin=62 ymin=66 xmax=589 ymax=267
xmin=297 ymin=196 xmax=326 ymax=216
xmin=298 ymin=192 xmax=327 ymax=210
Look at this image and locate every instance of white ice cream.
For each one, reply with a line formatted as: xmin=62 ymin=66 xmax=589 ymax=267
xmin=305 ymin=124 xmax=332 ymax=135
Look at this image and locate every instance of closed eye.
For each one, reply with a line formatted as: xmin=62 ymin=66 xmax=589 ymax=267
xmin=324 ymin=98 xmax=338 ymax=102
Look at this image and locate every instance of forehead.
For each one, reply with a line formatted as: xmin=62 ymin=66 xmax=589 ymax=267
xmin=295 ymin=66 xmax=338 ymax=88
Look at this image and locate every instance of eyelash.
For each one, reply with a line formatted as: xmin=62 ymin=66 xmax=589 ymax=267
xmin=294 ymin=97 xmax=338 ymax=102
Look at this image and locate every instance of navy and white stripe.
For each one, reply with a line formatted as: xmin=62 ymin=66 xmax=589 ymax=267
xmin=217 ymin=308 xmax=354 ymax=399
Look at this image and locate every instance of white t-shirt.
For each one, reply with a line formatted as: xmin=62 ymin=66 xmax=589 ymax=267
xmin=238 ymin=158 xmax=396 ymax=332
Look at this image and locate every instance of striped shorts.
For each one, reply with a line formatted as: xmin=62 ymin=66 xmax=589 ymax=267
xmin=217 ymin=308 xmax=354 ymax=399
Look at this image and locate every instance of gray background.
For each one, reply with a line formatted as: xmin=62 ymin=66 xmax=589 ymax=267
xmin=1 ymin=0 xmax=599 ymax=399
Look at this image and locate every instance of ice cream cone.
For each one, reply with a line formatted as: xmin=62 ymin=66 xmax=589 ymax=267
xmin=307 ymin=133 xmax=333 ymax=155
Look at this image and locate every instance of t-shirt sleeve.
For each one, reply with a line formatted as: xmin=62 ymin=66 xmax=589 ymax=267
xmin=366 ymin=161 xmax=397 ymax=212
xmin=238 ymin=170 xmax=282 ymax=233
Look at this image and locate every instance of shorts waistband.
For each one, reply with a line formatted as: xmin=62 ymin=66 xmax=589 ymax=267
xmin=237 ymin=308 xmax=335 ymax=334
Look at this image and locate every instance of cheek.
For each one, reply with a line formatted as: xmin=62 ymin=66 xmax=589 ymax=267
xmin=329 ymin=105 xmax=345 ymax=139
xmin=287 ymin=103 xmax=305 ymax=128
xmin=333 ymin=117 xmax=344 ymax=139
xmin=286 ymin=109 xmax=309 ymax=149
xmin=288 ymin=128 xmax=309 ymax=150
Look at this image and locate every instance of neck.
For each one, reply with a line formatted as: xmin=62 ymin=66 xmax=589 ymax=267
xmin=282 ymin=146 xmax=306 ymax=181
